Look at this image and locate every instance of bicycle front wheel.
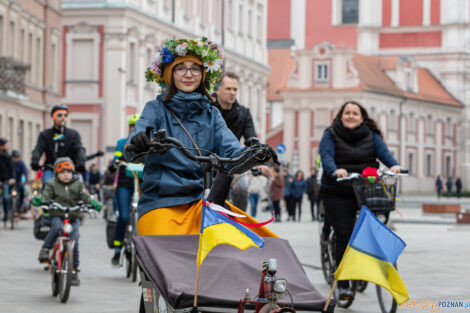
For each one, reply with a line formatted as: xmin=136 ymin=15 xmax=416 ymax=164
xmin=9 ymin=197 xmax=17 ymax=230
xmin=376 ymin=285 xmax=397 ymax=313
xmin=59 ymin=242 xmax=73 ymax=303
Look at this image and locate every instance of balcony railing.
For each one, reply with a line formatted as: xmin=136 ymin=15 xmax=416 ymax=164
xmin=0 ymin=57 xmax=31 ymax=94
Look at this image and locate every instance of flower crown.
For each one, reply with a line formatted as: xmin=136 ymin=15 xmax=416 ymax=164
xmin=145 ymin=37 xmax=223 ymax=91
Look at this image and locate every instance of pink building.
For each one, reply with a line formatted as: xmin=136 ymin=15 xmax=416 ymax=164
xmin=0 ymin=0 xmax=62 ymax=164
xmin=267 ymin=0 xmax=468 ymax=192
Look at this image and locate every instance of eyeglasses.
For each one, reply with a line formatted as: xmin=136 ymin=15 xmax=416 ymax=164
xmin=57 ymin=113 xmax=68 ymax=118
xmin=174 ymin=66 xmax=203 ymax=77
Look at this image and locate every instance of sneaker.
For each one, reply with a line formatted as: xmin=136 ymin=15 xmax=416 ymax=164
xmin=38 ymin=248 xmax=49 ymax=263
xmin=337 ymin=287 xmax=354 ymax=300
xmin=111 ymin=252 xmax=121 ymax=267
xmin=71 ymin=272 xmax=80 ymax=286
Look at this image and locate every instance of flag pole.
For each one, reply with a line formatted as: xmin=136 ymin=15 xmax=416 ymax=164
xmin=322 ymin=280 xmax=337 ymax=312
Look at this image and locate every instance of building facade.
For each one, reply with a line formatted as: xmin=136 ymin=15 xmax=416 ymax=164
xmin=267 ymin=0 xmax=470 ymax=192
xmin=61 ymin=0 xmax=269 ymax=167
xmin=0 ymin=0 xmax=62 ymax=165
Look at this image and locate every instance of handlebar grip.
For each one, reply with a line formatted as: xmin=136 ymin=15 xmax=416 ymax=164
xmin=125 ymin=144 xmax=138 ymax=152
xmin=155 ymin=129 xmax=167 ymax=140
xmin=400 ymin=169 xmax=409 ymax=174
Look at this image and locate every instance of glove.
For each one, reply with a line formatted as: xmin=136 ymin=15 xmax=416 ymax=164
xmin=31 ymin=162 xmax=40 ymax=171
xmin=257 ymin=144 xmax=279 ymax=164
xmin=32 ymin=196 xmax=42 ymax=207
xmin=90 ymin=199 xmax=102 ymax=212
xmin=76 ymin=164 xmax=86 ymax=172
xmin=130 ymin=126 xmax=154 ymax=153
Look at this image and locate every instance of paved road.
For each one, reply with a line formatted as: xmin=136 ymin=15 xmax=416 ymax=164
xmin=1 ymin=202 xmax=469 ymax=312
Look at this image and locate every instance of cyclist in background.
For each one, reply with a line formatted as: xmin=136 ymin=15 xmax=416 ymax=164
xmin=0 ymin=138 xmax=16 ymax=223
xmin=11 ymin=150 xmax=28 ymax=212
xmin=110 ymin=114 xmax=140 ymax=267
xmin=36 ymin=157 xmax=101 ymax=285
xmin=319 ymin=101 xmax=401 ymax=300
xmin=31 ymin=105 xmax=86 ymax=184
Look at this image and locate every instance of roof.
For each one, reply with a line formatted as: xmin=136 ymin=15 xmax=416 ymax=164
xmin=267 ymin=49 xmax=295 ymax=101
xmin=281 ymin=53 xmax=463 ymax=107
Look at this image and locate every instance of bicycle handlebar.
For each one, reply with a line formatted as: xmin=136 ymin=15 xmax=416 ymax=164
xmin=125 ymin=129 xmax=272 ymax=175
xmin=42 ymin=201 xmax=93 ymax=213
xmin=336 ymin=169 xmax=409 ymax=182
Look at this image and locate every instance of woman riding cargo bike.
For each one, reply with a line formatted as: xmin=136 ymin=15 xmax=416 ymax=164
xmin=319 ymin=101 xmax=403 ymax=305
xmin=125 ymin=37 xmax=334 ymax=313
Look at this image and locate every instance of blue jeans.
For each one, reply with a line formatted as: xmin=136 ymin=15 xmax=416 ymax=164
xmin=17 ymin=184 xmax=25 ymax=210
xmin=43 ymin=216 xmax=80 ymax=268
xmin=249 ymin=193 xmax=259 ymax=217
xmin=42 ymin=169 xmax=55 ymax=188
xmin=114 ymin=187 xmax=132 ymax=251
xmin=2 ymin=183 xmax=11 ymax=220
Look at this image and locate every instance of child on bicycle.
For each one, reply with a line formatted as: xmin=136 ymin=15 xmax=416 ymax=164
xmin=35 ymin=157 xmax=102 ymax=286
xmin=126 ymin=37 xmax=277 ymax=236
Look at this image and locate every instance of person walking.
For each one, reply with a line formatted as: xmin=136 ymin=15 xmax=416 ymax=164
xmin=306 ymin=167 xmax=319 ymax=221
xmin=0 ymin=138 xmax=16 ymax=223
xmin=455 ymin=177 xmax=462 ymax=199
xmin=269 ymin=167 xmax=284 ymax=222
xmin=11 ymin=150 xmax=28 ymax=211
xmin=446 ymin=176 xmax=453 ymax=198
xmin=290 ymin=170 xmax=306 ymax=222
xmin=282 ymin=168 xmax=294 ymax=221
xmin=435 ymin=175 xmax=443 ymax=199
xmin=247 ymin=172 xmax=264 ymax=218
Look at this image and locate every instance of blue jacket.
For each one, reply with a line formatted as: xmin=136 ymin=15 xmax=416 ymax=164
xmin=320 ymin=129 xmax=399 ymax=177
xmin=290 ymin=178 xmax=306 ymax=199
xmin=14 ymin=160 xmax=28 ymax=184
xmin=128 ymin=92 xmax=243 ymax=218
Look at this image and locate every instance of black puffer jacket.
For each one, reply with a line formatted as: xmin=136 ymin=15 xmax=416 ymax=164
xmin=0 ymin=151 xmax=15 ymax=182
xmin=212 ymin=96 xmax=256 ymax=141
xmin=31 ymin=127 xmax=86 ymax=172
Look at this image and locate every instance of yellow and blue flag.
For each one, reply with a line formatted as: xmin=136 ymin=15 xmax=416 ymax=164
xmin=334 ymin=206 xmax=409 ymax=305
xmin=196 ymin=202 xmax=264 ymax=268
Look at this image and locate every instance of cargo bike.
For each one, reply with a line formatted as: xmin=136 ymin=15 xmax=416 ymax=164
xmin=126 ymin=129 xmax=335 ymax=313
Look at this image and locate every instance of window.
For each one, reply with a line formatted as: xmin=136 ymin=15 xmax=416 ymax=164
xmin=445 ymin=156 xmax=451 ymax=177
xmin=426 ymin=115 xmax=433 ymax=135
xmin=8 ymin=117 xmax=14 ymax=146
xmin=389 ymin=110 xmax=396 ymax=131
xmin=370 ymin=107 xmax=376 ymax=119
xmin=341 ymin=0 xmax=359 ymax=24
xmin=71 ymin=38 xmax=94 ymax=80
xmin=256 ymin=15 xmax=261 ymax=41
xmin=408 ymin=152 xmax=414 ymax=175
xmin=247 ymin=9 xmax=252 ymax=38
xmin=27 ymin=33 xmax=33 ymax=82
xmin=20 ymin=29 xmax=25 ymax=62
xmin=129 ymin=42 xmax=136 ymax=83
xmin=214 ymin=0 xmax=222 ymax=31
xmin=184 ymin=0 xmax=190 ymax=17
xmin=18 ymin=120 xmax=24 ymax=156
xmin=315 ymin=63 xmax=329 ymax=82
xmin=426 ymin=154 xmax=432 ymax=177
xmin=36 ymin=37 xmax=42 ymax=85
xmin=446 ymin=117 xmax=452 ymax=137
xmin=0 ymin=16 xmax=3 ymax=55
xmin=228 ymin=0 xmax=234 ymax=30
xmin=199 ymin=0 xmax=205 ymax=25
xmin=9 ymin=21 xmax=15 ymax=57
xmin=238 ymin=4 xmax=243 ymax=35
xmin=51 ymin=42 xmax=58 ymax=90
xmin=408 ymin=112 xmax=415 ymax=133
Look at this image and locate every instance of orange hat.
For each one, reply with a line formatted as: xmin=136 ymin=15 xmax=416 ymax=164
xmin=163 ymin=54 xmax=206 ymax=87
xmin=54 ymin=157 xmax=75 ymax=173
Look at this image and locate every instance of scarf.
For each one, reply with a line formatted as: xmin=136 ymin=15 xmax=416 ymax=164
xmin=163 ymin=91 xmax=209 ymax=120
xmin=332 ymin=119 xmax=371 ymax=144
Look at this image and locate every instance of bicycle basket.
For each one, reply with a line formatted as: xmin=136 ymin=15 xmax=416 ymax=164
xmin=353 ymin=176 xmax=398 ymax=212
xmin=33 ymin=215 xmax=51 ymax=240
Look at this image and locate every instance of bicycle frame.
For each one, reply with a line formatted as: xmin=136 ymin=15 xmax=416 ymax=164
xmin=48 ymin=214 xmax=74 ymax=273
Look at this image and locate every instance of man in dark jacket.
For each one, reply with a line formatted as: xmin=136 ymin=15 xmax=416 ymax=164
xmin=0 ymin=138 xmax=16 ymax=222
xmin=31 ymin=104 xmax=86 ymax=184
xmin=306 ymin=167 xmax=319 ymax=221
xmin=208 ymin=72 xmax=257 ymax=208
xmin=12 ymin=150 xmax=28 ymax=210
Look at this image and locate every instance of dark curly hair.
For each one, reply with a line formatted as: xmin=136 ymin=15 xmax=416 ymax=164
xmin=333 ymin=101 xmax=383 ymax=138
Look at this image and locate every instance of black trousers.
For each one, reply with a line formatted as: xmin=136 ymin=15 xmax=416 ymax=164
xmin=293 ymin=197 xmax=303 ymax=221
xmin=322 ymin=188 xmax=358 ymax=286
xmin=284 ymin=195 xmax=294 ymax=219
xmin=272 ymin=200 xmax=281 ymax=222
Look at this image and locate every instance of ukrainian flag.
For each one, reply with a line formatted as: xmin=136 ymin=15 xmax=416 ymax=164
xmin=334 ymin=206 xmax=409 ymax=305
xmin=196 ymin=202 xmax=264 ymax=268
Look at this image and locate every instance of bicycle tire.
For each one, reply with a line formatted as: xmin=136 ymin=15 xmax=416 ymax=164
xmin=51 ymin=259 xmax=59 ymax=297
xmin=59 ymin=242 xmax=73 ymax=303
xmin=131 ymin=245 xmax=138 ymax=282
xmin=356 ymin=280 xmax=368 ymax=292
xmin=9 ymin=196 xmax=16 ymax=230
xmin=125 ymin=246 xmax=132 ymax=278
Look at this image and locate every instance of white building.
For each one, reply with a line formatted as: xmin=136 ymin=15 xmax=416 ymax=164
xmin=61 ymin=0 xmax=269 ymax=167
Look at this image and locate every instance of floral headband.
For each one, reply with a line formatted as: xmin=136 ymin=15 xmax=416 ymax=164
xmin=145 ymin=37 xmax=223 ymax=92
